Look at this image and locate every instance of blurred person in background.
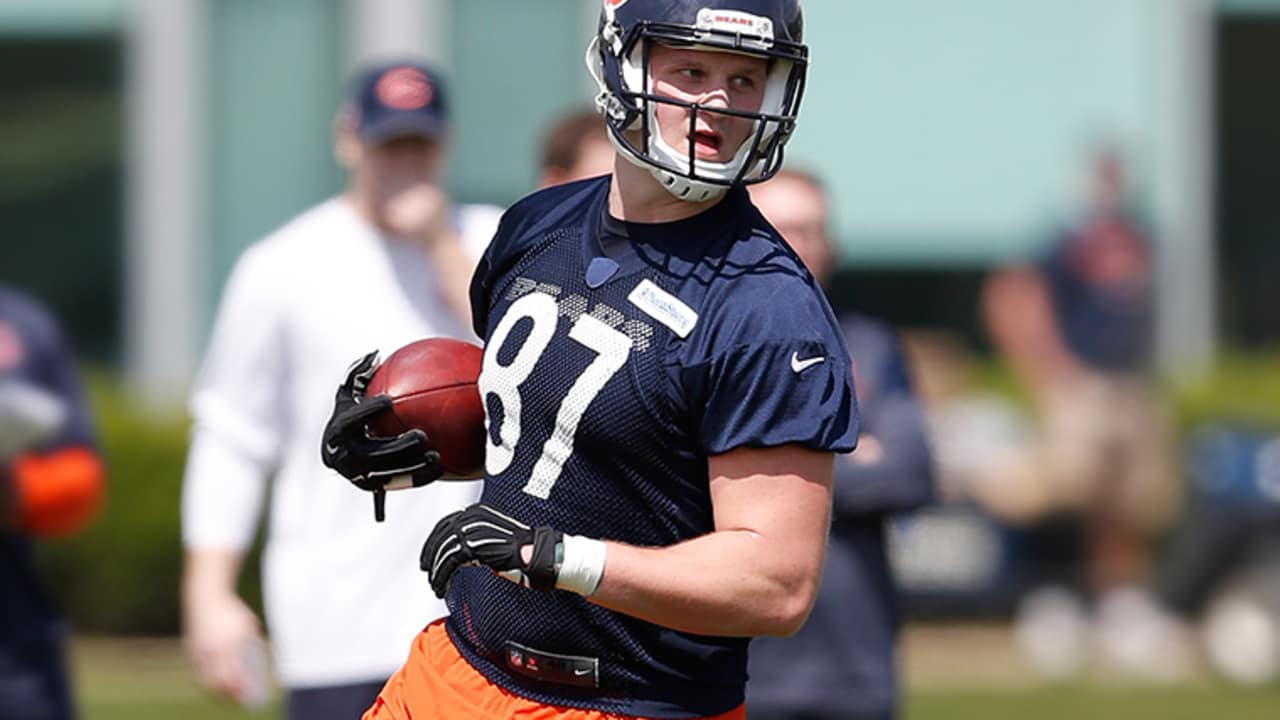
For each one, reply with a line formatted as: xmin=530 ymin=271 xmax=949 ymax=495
xmin=0 ymin=284 xmax=106 ymax=720
xmin=1147 ymin=425 xmax=1280 ymax=684
xmin=536 ymin=106 xmax=616 ymax=189
xmin=179 ymin=61 xmax=495 ymax=719
xmin=982 ymin=147 xmax=1181 ymax=675
xmin=744 ymin=170 xmax=936 ymax=720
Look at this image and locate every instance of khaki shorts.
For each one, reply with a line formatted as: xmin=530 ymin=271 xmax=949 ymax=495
xmin=1036 ymin=373 xmax=1179 ymax=531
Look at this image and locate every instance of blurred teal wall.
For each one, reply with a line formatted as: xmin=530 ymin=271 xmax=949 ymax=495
xmin=0 ymin=0 xmax=121 ymax=35
xmin=206 ymin=0 xmax=345 ymax=313
xmin=7 ymin=0 xmax=1274 ymax=370
xmin=446 ymin=0 xmax=592 ymax=206
xmin=789 ymin=0 xmax=1157 ymax=266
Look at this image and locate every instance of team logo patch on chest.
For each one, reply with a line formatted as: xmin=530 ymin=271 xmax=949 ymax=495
xmin=627 ymin=279 xmax=697 ymax=339
xmin=487 ymin=280 xmax=662 ymax=500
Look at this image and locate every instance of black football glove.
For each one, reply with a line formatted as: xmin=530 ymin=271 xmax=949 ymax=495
xmin=420 ymin=504 xmax=563 ymax=599
xmin=321 ymin=350 xmax=444 ymax=493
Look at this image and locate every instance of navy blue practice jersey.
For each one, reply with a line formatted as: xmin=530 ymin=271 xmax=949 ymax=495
xmin=0 ymin=286 xmax=94 ymax=720
xmin=444 ymin=177 xmax=859 ymax=718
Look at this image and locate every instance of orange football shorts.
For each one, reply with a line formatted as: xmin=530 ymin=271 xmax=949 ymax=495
xmin=362 ymin=618 xmax=745 ymax=720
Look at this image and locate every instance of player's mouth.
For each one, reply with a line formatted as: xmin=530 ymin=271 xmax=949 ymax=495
xmin=692 ymin=129 xmax=722 ymax=159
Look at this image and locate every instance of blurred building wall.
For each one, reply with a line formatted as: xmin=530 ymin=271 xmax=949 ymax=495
xmin=0 ymin=0 xmax=124 ymax=364
xmin=790 ymin=0 xmax=1179 ymax=266
xmin=444 ymin=0 xmax=598 ymax=206
xmin=181 ymin=0 xmax=1224 ymax=397
xmin=0 ymin=0 xmax=120 ymax=34
xmin=204 ymin=0 xmax=345 ymax=312
xmin=12 ymin=0 xmax=1278 ymax=395
xmin=126 ymin=0 xmax=202 ymax=400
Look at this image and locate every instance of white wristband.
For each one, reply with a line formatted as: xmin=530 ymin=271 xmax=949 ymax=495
xmin=556 ymin=534 xmax=607 ymax=597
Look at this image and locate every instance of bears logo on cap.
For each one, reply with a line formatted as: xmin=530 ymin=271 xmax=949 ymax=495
xmin=604 ymin=0 xmax=630 ymax=8
xmin=375 ymin=66 xmax=434 ymax=111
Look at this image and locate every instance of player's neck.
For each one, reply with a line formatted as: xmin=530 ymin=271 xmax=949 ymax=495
xmin=607 ymin=158 xmax=723 ymax=224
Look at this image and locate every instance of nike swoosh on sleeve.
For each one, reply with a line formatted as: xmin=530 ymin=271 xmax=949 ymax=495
xmin=790 ymin=351 xmax=826 ymax=373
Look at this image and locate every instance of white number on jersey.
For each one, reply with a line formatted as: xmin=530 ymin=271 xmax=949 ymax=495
xmin=478 ymin=292 xmax=634 ymax=499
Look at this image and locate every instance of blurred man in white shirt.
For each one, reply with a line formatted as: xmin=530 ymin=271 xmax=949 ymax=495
xmin=180 ymin=61 xmax=496 ymax=719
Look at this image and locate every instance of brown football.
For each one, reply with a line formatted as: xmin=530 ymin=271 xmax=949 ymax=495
xmin=365 ymin=338 xmax=485 ymax=478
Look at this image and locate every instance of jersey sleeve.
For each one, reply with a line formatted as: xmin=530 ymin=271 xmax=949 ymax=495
xmin=680 ymin=281 xmax=860 ymax=456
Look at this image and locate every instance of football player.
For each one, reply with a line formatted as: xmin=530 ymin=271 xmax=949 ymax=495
xmin=323 ymin=2 xmax=859 ymax=718
xmin=0 ymin=284 xmax=106 ymax=720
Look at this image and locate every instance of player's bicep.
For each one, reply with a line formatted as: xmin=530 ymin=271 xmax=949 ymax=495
xmin=707 ymin=444 xmax=834 ymax=580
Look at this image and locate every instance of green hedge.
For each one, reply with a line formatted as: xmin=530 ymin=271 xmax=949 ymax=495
xmin=37 ymin=372 xmax=263 ymax=635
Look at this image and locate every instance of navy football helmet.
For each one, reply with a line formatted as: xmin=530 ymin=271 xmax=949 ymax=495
xmin=588 ymin=0 xmax=808 ymax=202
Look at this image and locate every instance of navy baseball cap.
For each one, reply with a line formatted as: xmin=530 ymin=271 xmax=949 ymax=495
xmin=349 ymin=61 xmax=447 ymax=142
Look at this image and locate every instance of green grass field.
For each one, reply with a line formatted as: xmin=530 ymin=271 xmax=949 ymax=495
xmin=70 ymin=628 xmax=1280 ymax=720
xmin=907 ymin=686 xmax=1280 ymax=720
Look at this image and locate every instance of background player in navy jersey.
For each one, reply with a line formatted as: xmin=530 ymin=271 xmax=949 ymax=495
xmin=0 ymin=284 xmax=106 ymax=720
xmin=744 ymin=170 xmax=936 ymax=720
xmin=322 ymin=2 xmax=858 ymax=718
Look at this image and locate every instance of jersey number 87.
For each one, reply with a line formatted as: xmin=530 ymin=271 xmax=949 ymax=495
xmin=479 ymin=292 xmax=633 ymax=499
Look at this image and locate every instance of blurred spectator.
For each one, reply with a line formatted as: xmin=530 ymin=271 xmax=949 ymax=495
xmin=0 ymin=284 xmax=106 ymax=720
xmin=179 ymin=61 xmax=493 ymax=719
xmin=1151 ymin=424 xmax=1280 ymax=684
xmin=982 ymin=148 xmax=1181 ymax=674
xmin=745 ymin=170 xmax=936 ymax=720
xmin=904 ymin=331 xmax=1043 ymax=524
xmin=536 ymin=106 xmax=615 ymax=189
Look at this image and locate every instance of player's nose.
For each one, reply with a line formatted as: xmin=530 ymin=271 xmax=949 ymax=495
xmin=697 ymin=84 xmax=731 ymax=109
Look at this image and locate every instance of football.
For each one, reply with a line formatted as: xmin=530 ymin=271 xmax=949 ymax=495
xmin=364 ymin=337 xmax=486 ymax=478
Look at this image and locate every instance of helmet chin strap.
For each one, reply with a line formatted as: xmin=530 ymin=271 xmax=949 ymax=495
xmin=607 ymin=129 xmax=728 ymax=203
xmin=652 ymin=167 xmax=729 ymax=203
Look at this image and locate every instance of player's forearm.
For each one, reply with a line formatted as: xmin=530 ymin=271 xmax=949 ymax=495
xmin=589 ymin=528 xmax=824 ymax=638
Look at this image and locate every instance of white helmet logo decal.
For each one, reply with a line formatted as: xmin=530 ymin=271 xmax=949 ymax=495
xmin=695 ymin=9 xmax=775 ymax=44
